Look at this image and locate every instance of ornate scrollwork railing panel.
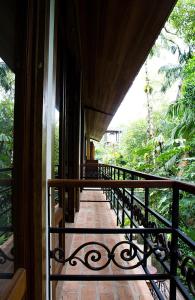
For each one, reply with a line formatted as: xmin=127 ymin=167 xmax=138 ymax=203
xmin=50 ymin=241 xmax=153 ymax=271
xmin=0 ymin=247 xmax=14 ymax=264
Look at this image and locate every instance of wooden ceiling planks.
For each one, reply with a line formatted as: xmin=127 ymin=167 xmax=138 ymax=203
xmin=0 ymin=0 xmax=16 ymax=71
xmin=74 ymin=0 xmax=177 ymax=140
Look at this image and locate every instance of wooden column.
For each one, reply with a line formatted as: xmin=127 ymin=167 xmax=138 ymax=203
xmin=66 ymin=53 xmax=81 ymax=220
xmin=86 ymin=136 xmax=91 ymax=160
xmin=57 ymin=10 xmax=66 ymax=266
xmin=13 ymin=0 xmax=56 ymax=299
xmin=90 ymin=141 xmax=95 ymax=160
xmin=80 ymin=107 xmax=85 ymax=180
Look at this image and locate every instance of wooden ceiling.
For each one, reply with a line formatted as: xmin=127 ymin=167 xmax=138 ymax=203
xmin=74 ymin=0 xmax=177 ymax=141
xmin=0 ymin=0 xmax=177 ymax=141
xmin=0 ymin=0 xmax=177 ymax=142
xmin=0 ymin=0 xmax=16 ymax=71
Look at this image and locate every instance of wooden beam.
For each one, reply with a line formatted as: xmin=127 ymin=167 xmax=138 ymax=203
xmin=84 ymin=105 xmax=113 ymax=116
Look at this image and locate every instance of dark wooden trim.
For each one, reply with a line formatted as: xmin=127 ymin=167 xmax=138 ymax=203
xmin=48 ymin=179 xmax=174 ymax=189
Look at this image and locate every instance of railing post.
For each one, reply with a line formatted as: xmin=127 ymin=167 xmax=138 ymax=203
xmin=130 ymin=174 xmax=134 ymax=229
xmin=121 ymin=171 xmax=126 ymax=227
xmin=129 ymin=173 xmax=135 ymax=255
xmin=169 ymin=186 xmax=179 ymax=300
xmin=144 ymin=187 xmax=149 ymax=268
xmin=116 ymin=193 xmax=119 ymax=226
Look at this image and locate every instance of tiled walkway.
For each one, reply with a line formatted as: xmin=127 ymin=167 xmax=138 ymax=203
xmin=57 ymin=190 xmax=153 ymax=300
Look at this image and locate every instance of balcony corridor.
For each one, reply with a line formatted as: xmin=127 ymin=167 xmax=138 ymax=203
xmin=56 ymin=190 xmax=153 ymax=300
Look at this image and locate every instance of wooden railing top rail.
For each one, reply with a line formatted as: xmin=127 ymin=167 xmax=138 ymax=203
xmin=81 ymin=162 xmax=168 ymax=180
xmin=0 ymin=268 xmax=26 ymax=300
xmin=48 ymin=179 xmax=174 ymax=188
xmin=100 ymin=163 xmax=169 ymax=180
xmin=80 ymin=163 xmax=195 ymax=193
xmin=102 ymin=164 xmax=195 ymax=193
xmin=48 ymin=178 xmax=195 ymax=194
xmin=175 ymin=180 xmax=195 ymax=194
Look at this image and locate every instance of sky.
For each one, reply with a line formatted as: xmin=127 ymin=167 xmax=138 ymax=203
xmin=108 ymin=49 xmax=179 ymax=130
xmin=108 ymin=66 xmax=146 ymax=129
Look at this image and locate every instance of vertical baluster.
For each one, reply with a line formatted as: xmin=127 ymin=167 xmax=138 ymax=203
xmin=130 ymin=174 xmax=134 ymax=245
xmin=122 ymin=170 xmax=125 ymax=227
xmin=170 ymin=186 xmax=179 ymax=299
xmin=110 ymin=167 xmax=113 ymax=206
xmin=116 ymin=170 xmax=119 ymax=225
xmin=143 ymin=187 xmax=149 ymax=268
xmin=113 ymin=188 xmax=116 ymax=213
xmin=117 ymin=193 xmax=119 ymax=226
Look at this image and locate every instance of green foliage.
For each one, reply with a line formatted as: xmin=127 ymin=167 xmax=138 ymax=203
xmin=0 ymin=61 xmax=14 ymax=244
xmin=0 ymin=62 xmax=15 ymax=97
xmin=158 ymin=64 xmax=182 ymax=93
xmin=166 ymin=55 xmax=195 ymax=139
xmin=170 ymin=0 xmax=195 ymax=45
xmin=0 ymin=61 xmax=15 ymax=168
xmin=0 ymin=98 xmax=14 ymax=168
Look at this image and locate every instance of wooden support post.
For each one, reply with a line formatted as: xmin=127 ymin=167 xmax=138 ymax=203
xmin=90 ymin=141 xmax=95 ymax=160
xmin=86 ymin=136 xmax=91 ymax=160
xmin=66 ymin=53 xmax=81 ymax=218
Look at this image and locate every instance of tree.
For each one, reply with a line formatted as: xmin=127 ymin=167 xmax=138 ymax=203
xmin=0 ymin=61 xmax=15 ymax=168
xmin=168 ymin=56 xmax=195 ymax=139
xmin=158 ymin=0 xmax=194 ymax=96
xmin=0 ymin=62 xmax=15 ymax=98
xmin=144 ymin=61 xmax=154 ymax=141
xmin=170 ymin=0 xmax=195 ymax=46
xmin=0 ymin=99 xmax=14 ymax=167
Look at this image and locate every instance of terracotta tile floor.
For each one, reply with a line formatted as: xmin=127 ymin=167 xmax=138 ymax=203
xmin=56 ymin=190 xmax=153 ymax=300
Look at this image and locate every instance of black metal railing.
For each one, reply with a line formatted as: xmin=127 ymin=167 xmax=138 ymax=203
xmin=48 ymin=167 xmax=195 ymax=300
xmin=98 ymin=164 xmax=195 ymax=299
xmin=0 ymin=167 xmax=14 ymax=279
xmin=0 ymin=168 xmax=13 ymax=241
